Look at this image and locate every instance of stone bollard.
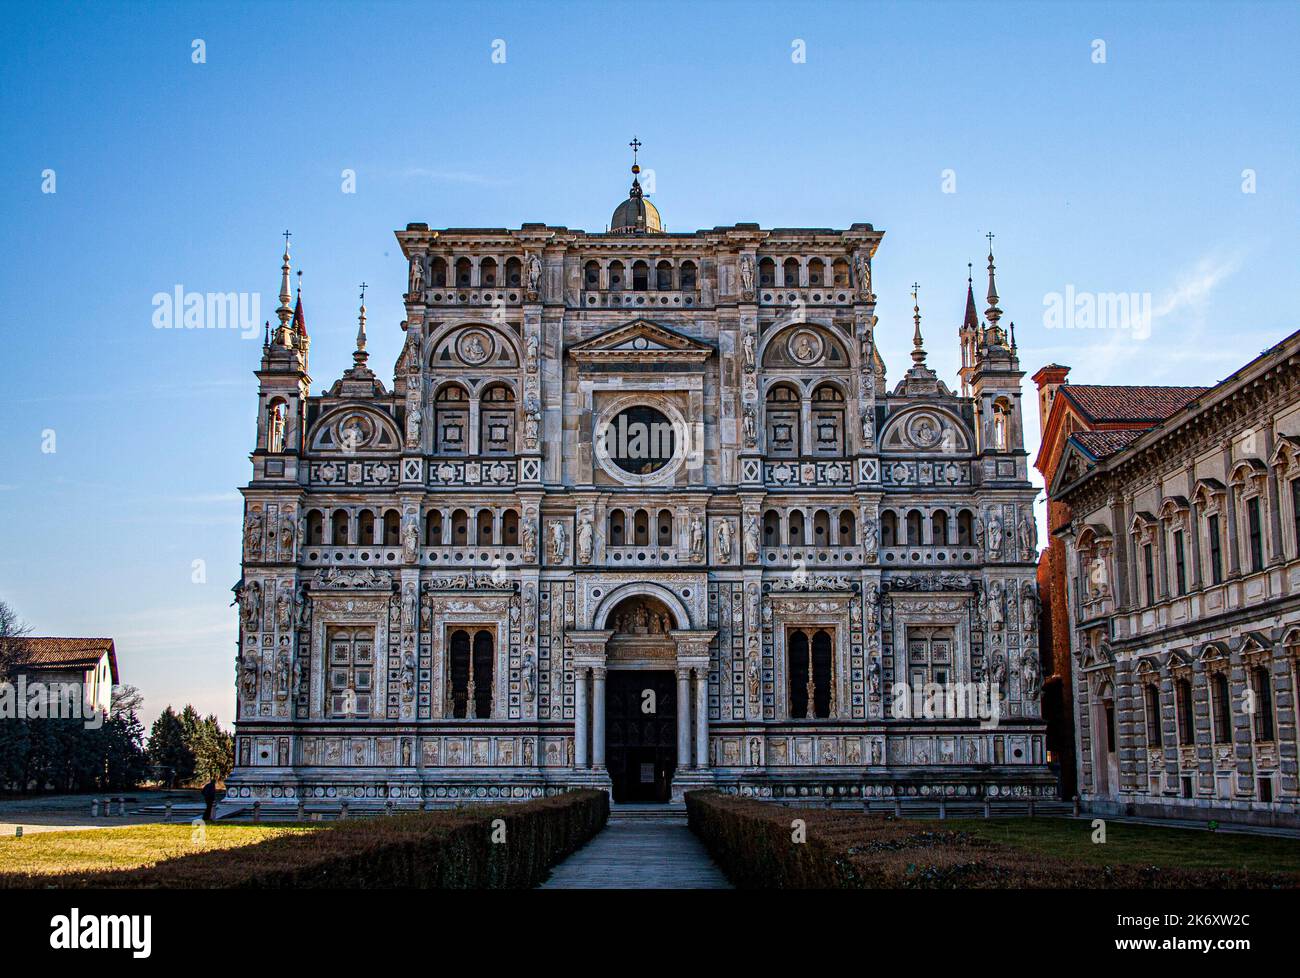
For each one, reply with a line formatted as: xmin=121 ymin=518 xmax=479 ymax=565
xmin=252 ymin=801 xmax=262 ymax=823
xmin=983 ymin=801 xmax=991 ymax=819
xmin=91 ymin=798 xmax=100 ymax=818
xmin=938 ymin=800 xmax=947 ymax=820
xmin=385 ymin=800 xmax=394 ymax=817
xmin=14 ymin=826 xmax=22 ymax=838
xmin=165 ymin=802 xmax=173 ymax=821
xmin=296 ymin=800 xmax=305 ymax=820
xmin=893 ymin=799 xmax=902 ymax=818
xmin=340 ymin=799 xmax=349 ymax=820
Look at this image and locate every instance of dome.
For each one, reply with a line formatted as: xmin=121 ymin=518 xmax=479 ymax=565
xmin=610 ymin=177 xmax=663 ymax=234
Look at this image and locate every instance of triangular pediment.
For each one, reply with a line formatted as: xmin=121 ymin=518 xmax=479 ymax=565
xmin=1049 ymin=440 xmax=1096 ymax=498
xmin=569 ymin=319 xmax=713 ymax=363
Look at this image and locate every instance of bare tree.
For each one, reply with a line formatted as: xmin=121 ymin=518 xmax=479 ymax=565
xmin=0 ymin=599 xmax=31 ymax=682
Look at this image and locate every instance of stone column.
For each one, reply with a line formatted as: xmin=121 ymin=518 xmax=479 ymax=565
xmin=676 ymin=667 xmax=692 ymax=770
xmin=591 ymin=667 xmax=607 ymax=770
xmin=574 ymin=667 xmax=589 ymax=768
xmin=695 ymin=668 xmax=709 ymax=768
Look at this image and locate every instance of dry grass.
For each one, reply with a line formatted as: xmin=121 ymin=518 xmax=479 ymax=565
xmin=0 ymin=823 xmax=319 ymax=877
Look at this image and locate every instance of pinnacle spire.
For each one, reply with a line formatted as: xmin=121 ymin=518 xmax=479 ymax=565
xmin=628 ymin=135 xmax=643 ymax=198
xmin=984 ymin=232 xmax=1003 ymax=329
xmin=353 ymin=282 xmax=368 ymax=368
xmin=910 ymin=282 xmax=927 ymax=365
xmin=276 ymin=230 xmax=293 ymax=329
xmin=962 ymin=261 xmax=979 ymax=332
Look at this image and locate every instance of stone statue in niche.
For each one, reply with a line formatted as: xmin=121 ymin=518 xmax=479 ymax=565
xmin=523 ymin=392 xmax=541 ymax=449
xmin=244 ymin=510 xmax=263 ymax=559
xmin=408 ymin=256 xmax=423 ymax=294
xmin=401 ymin=584 xmax=416 ymax=631
xmin=1021 ymin=651 xmax=1041 ymax=698
xmin=865 ymin=583 xmax=880 ymax=634
xmin=860 ymin=408 xmax=874 ymax=445
xmin=988 ymin=652 xmax=1007 ymax=695
xmin=742 ymin=403 xmax=757 ymax=447
xmin=291 ymin=656 xmax=304 ymax=696
xmin=1021 ymin=582 xmax=1038 ymax=633
xmin=526 ymin=253 xmax=542 ymax=295
xmin=522 ymin=652 xmax=536 ymax=702
xmin=867 ymin=656 xmax=880 ymax=695
xmin=871 ymin=740 xmax=882 ymax=765
xmin=576 ymin=513 xmax=594 ymax=564
xmin=402 ymin=517 xmax=419 ymax=563
xmin=988 ymin=581 xmax=1005 ymax=631
xmin=749 ymin=737 xmax=761 ymax=767
xmin=565 ymin=739 xmax=574 ymax=766
xmin=611 ymin=599 xmax=672 ymax=635
xmin=295 ymin=584 xmax=310 ymax=630
xmin=743 ymin=515 xmax=760 ymax=563
xmin=401 ymin=650 xmax=416 ymax=701
xmin=986 ymin=515 xmax=1003 ymax=558
xmin=855 ymin=253 xmax=872 ymax=298
xmin=747 ymin=638 xmax=761 ymax=702
xmin=1019 ymin=512 xmax=1037 ymax=559
xmin=405 ymin=405 xmax=421 ymax=449
xmin=279 ymin=519 xmax=295 ymax=560
xmin=689 ymin=512 xmax=705 ymax=561
xmin=275 ymin=649 xmax=290 ymax=697
xmin=526 ymin=332 xmax=539 ymax=372
xmin=739 ymin=254 xmax=754 ymax=296
xmin=276 ymin=588 xmax=292 ymax=631
xmin=241 ymin=581 xmax=262 ymax=628
xmin=861 ymin=515 xmax=877 ymax=556
xmin=521 ymin=516 xmax=537 ymax=561
xmin=550 ymin=521 xmax=567 ymax=563
xmin=716 ymin=519 xmax=733 ymax=562
xmin=742 ymin=332 xmax=756 ymax=372
xmin=240 ymin=653 xmax=259 ymax=701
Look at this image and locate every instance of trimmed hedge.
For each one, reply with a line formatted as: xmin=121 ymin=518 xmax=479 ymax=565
xmin=686 ymin=791 xmax=1298 ymax=889
xmin=3 ymin=789 xmax=607 ymax=889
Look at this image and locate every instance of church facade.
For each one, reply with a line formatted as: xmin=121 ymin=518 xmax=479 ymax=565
xmin=223 ymin=157 xmax=1051 ymax=810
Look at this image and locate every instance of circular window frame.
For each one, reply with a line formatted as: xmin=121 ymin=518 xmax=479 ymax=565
xmin=593 ymin=395 xmax=691 ymax=487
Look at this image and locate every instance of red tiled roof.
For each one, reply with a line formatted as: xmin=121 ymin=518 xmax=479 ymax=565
xmin=1061 ymin=385 xmax=1210 ymax=424
xmin=9 ymin=638 xmax=118 ymax=682
xmin=1073 ymin=429 xmax=1144 ymax=460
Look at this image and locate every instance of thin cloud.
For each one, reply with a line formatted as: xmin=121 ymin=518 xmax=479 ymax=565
xmin=400 ymin=166 xmax=514 ymax=187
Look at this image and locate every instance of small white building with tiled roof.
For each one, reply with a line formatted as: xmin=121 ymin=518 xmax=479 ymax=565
xmin=8 ymin=637 xmax=118 ymax=715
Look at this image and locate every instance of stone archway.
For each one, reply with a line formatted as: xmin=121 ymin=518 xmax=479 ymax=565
xmin=592 ymin=582 xmax=691 ymax=632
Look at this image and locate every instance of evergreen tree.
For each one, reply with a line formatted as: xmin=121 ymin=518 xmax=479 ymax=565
xmin=147 ymin=706 xmax=195 ymax=787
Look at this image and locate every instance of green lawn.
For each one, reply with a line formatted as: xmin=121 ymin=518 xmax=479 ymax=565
xmin=932 ymin=817 xmax=1300 ymax=874
xmin=0 ymin=823 xmax=322 ymax=878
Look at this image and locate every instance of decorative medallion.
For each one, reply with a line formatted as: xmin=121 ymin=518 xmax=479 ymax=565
xmin=788 ymin=329 xmax=823 ymax=364
xmin=457 ymin=329 xmax=493 ymax=365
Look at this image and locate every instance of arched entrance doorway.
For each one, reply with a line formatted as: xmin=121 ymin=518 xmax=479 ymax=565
xmin=604 ymin=595 xmax=678 ymax=802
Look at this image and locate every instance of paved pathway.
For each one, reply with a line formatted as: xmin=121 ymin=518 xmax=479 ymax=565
xmin=541 ymin=817 xmax=732 ymax=889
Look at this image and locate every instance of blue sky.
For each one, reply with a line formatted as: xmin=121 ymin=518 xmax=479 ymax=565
xmin=1 ymin=0 xmax=1296 ymax=726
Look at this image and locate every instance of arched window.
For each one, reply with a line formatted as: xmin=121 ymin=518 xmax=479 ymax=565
xmin=383 ymin=509 xmax=401 ymax=546
xmin=633 ymin=508 xmax=650 ymax=546
xmin=430 ymin=257 xmax=448 ymax=287
xmin=479 ymin=257 xmax=498 ymax=287
xmin=832 ymin=258 xmax=849 ymax=286
xmin=906 ymin=509 xmax=923 ymax=546
xmin=838 ymin=511 xmax=855 ymax=545
xmin=475 ymin=510 xmax=494 ymax=546
xmin=787 ymin=628 xmax=833 ymax=719
xmin=680 ymin=261 xmax=697 ymax=290
xmin=356 ymin=510 xmax=375 ymax=545
xmin=931 ymin=510 xmax=949 ymax=546
xmin=1144 ymin=684 xmax=1162 ymax=748
xmin=608 ymin=510 xmax=626 ymax=546
xmin=327 ymin=626 xmax=373 ymax=718
xmin=782 ymin=257 xmax=800 ymax=288
xmin=1252 ymin=666 xmax=1274 ymax=740
xmin=656 ymin=261 xmax=673 ymax=290
xmin=1211 ymin=672 xmax=1231 ymax=743
xmin=425 ymin=510 xmax=444 ymax=546
xmin=454 ymin=257 xmax=472 ymax=287
xmin=813 ymin=509 xmax=832 ymax=547
xmin=584 ymin=260 xmax=600 ymax=288
xmin=765 ymin=384 xmax=801 ymax=458
xmin=434 ymin=385 xmax=469 ymax=455
xmin=479 ymin=383 xmax=516 ymax=456
xmin=632 ymin=261 xmax=649 ymax=291
xmin=1176 ymin=678 xmax=1194 ymax=744
xmin=810 ymin=384 xmax=845 ymax=456
xmin=881 ymin=511 xmax=898 ymax=548
xmin=306 ymin=510 xmax=324 ymax=545
xmin=266 ymin=399 xmax=287 ymax=453
xmin=505 ymin=257 xmax=521 ymax=287
xmin=608 ymin=260 xmax=625 ymax=289
xmin=992 ymin=398 xmax=1012 ymax=451
xmin=450 ymin=509 xmax=469 ymax=546
xmin=807 ymin=258 xmax=825 ymax=286
xmin=331 ymin=510 xmax=350 ymax=545
xmin=758 ymin=257 xmax=776 ymax=287
xmin=764 ymin=509 xmax=780 ymax=545
xmin=657 ymin=509 xmax=674 ymax=546
xmin=447 ymin=628 xmax=495 ymax=719
xmin=788 ymin=510 xmax=806 ymax=547
xmin=502 ymin=509 xmax=519 ymax=546
xmin=957 ymin=510 xmax=975 ymax=546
